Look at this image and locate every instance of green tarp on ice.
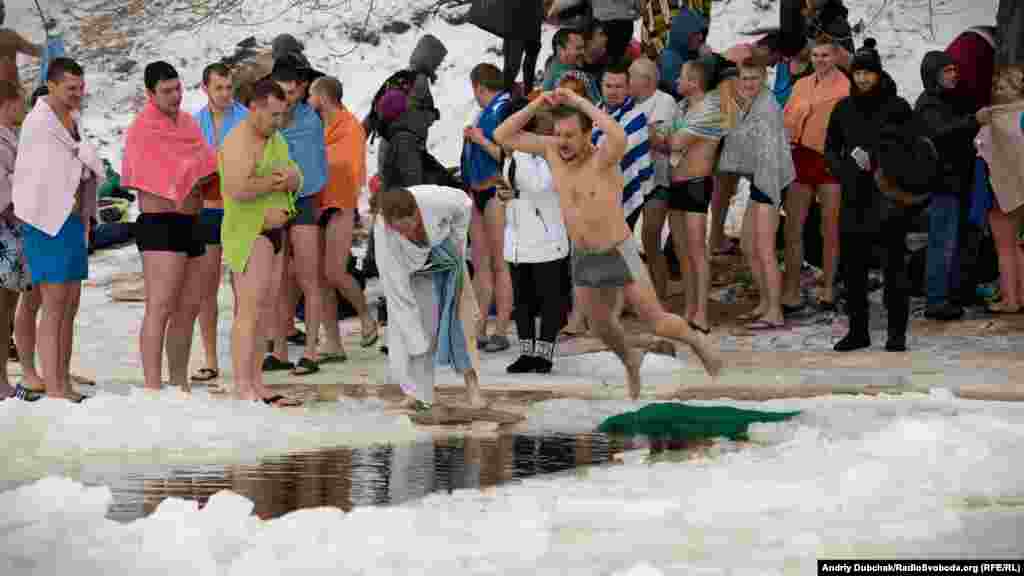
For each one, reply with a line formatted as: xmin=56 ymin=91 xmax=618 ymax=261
xmin=597 ymin=403 xmax=800 ymax=441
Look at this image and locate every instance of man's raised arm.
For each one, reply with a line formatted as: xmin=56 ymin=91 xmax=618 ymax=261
xmin=493 ymin=96 xmax=553 ymax=156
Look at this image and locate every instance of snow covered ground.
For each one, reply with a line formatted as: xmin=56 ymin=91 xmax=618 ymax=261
xmin=5 ymin=0 xmax=1022 ymax=573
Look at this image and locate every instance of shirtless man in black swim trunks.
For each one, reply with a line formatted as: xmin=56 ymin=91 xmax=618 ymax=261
xmin=495 ymin=88 xmax=722 ymax=399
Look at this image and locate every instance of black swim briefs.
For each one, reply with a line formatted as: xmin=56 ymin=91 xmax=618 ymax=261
xmin=135 ymin=212 xmax=205 ymax=258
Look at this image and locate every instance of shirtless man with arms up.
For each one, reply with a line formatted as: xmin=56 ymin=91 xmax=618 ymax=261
xmin=0 ymin=2 xmax=42 ymax=85
xmin=494 ymin=87 xmax=722 ymax=399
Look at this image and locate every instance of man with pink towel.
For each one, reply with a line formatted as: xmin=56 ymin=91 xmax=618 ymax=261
xmin=121 ymin=61 xmax=218 ymax=393
xmin=12 ymin=57 xmax=102 ymax=402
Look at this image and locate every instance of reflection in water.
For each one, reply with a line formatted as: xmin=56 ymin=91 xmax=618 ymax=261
xmin=103 ymin=433 xmax=626 ymax=522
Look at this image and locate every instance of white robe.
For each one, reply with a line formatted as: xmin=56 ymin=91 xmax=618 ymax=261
xmin=375 ymin=185 xmax=479 ymax=404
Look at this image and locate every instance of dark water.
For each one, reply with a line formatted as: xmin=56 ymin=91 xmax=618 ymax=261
xmin=100 ymin=433 xmax=632 ymax=522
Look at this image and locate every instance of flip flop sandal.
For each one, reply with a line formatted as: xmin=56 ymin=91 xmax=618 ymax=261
xmin=291 ymin=357 xmax=320 ymax=376
xmin=207 ymin=382 xmax=230 ymax=395
xmin=13 ymin=383 xmax=44 ymax=402
xmin=985 ymin=303 xmax=1021 ymax=314
xmin=317 ymin=352 xmax=347 ymax=365
xmin=816 ymin=299 xmax=838 ymax=312
xmin=70 ymin=374 xmax=96 ymax=386
xmin=781 ymin=302 xmax=807 ymax=316
xmin=746 ymin=319 xmax=787 ymax=331
xmin=687 ymin=320 xmax=711 ymax=335
xmin=736 ymin=310 xmax=764 ymax=322
xmin=68 ymin=392 xmax=88 ymax=404
xmin=262 ymin=356 xmax=295 ymax=372
xmin=360 ymin=323 xmax=380 ymax=348
xmin=190 ymin=368 xmax=219 ymax=382
xmin=261 ymin=394 xmax=303 ymax=407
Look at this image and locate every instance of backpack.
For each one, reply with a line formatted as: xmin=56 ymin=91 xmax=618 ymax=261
xmin=364 ymin=69 xmax=422 ymax=144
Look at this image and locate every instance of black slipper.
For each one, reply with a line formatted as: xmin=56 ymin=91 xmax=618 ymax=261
xmin=781 ymin=302 xmax=806 ymax=316
xmin=262 ymin=356 xmax=294 ymax=372
xmin=261 ymin=394 xmax=303 ymax=407
xmin=688 ymin=320 xmax=711 ymax=335
xmin=291 ymin=357 xmax=319 ymax=376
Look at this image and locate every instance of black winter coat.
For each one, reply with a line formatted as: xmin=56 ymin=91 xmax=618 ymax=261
xmin=913 ymin=51 xmax=980 ymax=198
xmin=825 ymin=72 xmax=913 ymax=234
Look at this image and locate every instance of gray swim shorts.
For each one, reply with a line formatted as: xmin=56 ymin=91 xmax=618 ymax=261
xmin=571 ymin=236 xmax=647 ymax=288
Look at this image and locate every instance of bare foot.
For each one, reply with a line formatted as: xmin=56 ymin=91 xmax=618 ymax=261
xmin=0 ymin=380 xmax=13 ymax=399
xmin=689 ymin=332 xmax=723 ymax=379
xmin=396 ymin=395 xmax=420 ymax=410
xmin=463 ymin=370 xmax=486 ymax=408
xmin=625 ymin=348 xmax=646 ymax=400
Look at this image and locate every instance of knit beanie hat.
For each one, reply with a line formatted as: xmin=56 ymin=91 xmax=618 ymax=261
xmin=852 ymin=38 xmax=883 ymax=74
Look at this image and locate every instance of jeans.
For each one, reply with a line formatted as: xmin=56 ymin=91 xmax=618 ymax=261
xmin=926 ymin=194 xmax=961 ymax=307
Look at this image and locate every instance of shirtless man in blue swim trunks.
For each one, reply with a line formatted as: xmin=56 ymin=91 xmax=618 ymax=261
xmin=495 ymin=87 xmax=723 ymax=400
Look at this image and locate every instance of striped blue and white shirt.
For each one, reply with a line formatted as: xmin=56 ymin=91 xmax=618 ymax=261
xmin=591 ymin=97 xmax=653 ymax=223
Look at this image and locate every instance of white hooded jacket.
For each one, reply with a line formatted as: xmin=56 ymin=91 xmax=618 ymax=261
xmin=502 ymin=151 xmax=569 ymax=264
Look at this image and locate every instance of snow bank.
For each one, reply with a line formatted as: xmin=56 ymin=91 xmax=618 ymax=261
xmin=0 ymin=389 xmax=422 ymax=484
xmin=3 ymin=392 xmax=1022 ymax=574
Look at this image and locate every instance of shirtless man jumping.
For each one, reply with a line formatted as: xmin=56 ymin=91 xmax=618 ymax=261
xmin=494 ymin=88 xmax=722 ymax=399
xmin=0 ymin=2 xmax=42 ymax=86
xmin=122 ymin=61 xmax=217 ymax=392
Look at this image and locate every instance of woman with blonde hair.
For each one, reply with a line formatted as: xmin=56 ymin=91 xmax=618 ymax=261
xmin=717 ymin=60 xmax=795 ymax=330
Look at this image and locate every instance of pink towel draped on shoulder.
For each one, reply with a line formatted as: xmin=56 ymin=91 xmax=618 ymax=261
xmin=12 ymin=98 xmax=102 ymax=236
xmin=121 ymin=101 xmax=217 ymax=206
xmin=976 ymin=101 xmax=1024 ymax=214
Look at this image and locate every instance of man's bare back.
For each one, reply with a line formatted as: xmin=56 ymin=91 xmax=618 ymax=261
xmin=545 ymin=143 xmax=630 ymax=252
xmin=0 ymin=29 xmax=41 ymax=85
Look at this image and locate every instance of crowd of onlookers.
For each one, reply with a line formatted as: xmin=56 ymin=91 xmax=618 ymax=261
xmin=435 ymin=0 xmax=1024 ymax=372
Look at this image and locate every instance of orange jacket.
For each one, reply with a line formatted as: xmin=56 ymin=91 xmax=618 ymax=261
xmin=319 ymin=106 xmax=367 ymax=211
xmin=783 ymin=69 xmax=850 ymax=154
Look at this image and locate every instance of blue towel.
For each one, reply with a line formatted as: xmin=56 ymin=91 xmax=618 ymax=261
xmin=969 ymin=157 xmax=993 ymax=228
xmin=194 ymin=102 xmax=249 ymax=148
xmin=37 ymin=34 xmax=66 ymax=91
xmin=418 ymin=238 xmax=472 ymax=373
xmin=461 ymin=91 xmax=510 ymax=188
xmin=280 ymin=103 xmax=328 ymax=198
xmin=772 ymin=62 xmax=794 ymax=107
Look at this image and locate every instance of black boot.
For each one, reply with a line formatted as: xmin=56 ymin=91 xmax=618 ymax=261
xmin=834 ymin=314 xmax=870 ymax=352
xmin=533 ymin=340 xmax=555 ymax=374
xmin=507 ymin=339 xmax=538 ymax=373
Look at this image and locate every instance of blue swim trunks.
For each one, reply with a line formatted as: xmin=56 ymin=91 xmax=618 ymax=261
xmin=22 ymin=215 xmax=88 ymax=284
